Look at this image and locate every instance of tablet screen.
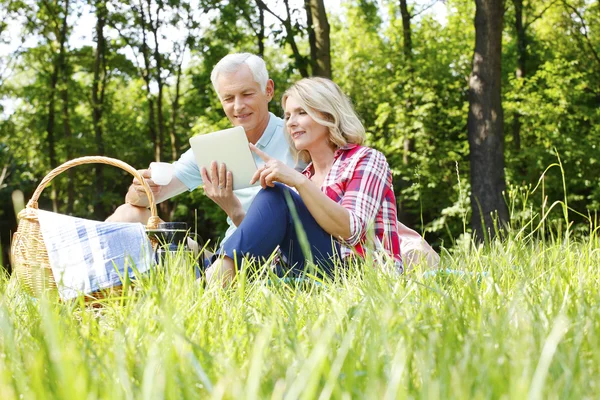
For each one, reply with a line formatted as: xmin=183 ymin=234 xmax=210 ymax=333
xmin=189 ymin=126 xmax=259 ymax=190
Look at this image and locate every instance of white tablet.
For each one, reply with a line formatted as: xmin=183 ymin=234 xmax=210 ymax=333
xmin=189 ymin=126 xmax=259 ymax=190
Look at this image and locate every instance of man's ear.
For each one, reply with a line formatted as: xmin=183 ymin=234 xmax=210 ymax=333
xmin=265 ymin=79 xmax=275 ymax=101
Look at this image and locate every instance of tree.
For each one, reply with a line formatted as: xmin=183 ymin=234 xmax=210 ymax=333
xmin=91 ymin=0 xmax=109 ymax=218
xmin=510 ymin=0 xmax=557 ymax=151
xmin=240 ymin=1 xmax=266 ymax=57
xmin=111 ymin=0 xmax=161 ymax=162
xmin=56 ymin=0 xmax=75 ymax=214
xmin=166 ymin=0 xmax=207 ymax=163
xmin=396 ymin=0 xmax=442 ymax=166
xmin=255 ymin=0 xmax=309 ymax=77
xmin=0 ymin=0 xmax=21 ymax=91
xmin=305 ymin=0 xmax=331 ymax=78
xmin=33 ymin=0 xmax=73 ymax=212
xmin=561 ymin=0 xmax=600 ymax=71
xmin=147 ymin=0 xmax=166 ymax=162
xmin=398 ymin=0 xmax=414 ymax=166
xmin=468 ymin=0 xmax=509 ymax=240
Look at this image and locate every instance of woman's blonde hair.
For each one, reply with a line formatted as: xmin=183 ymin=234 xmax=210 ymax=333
xmin=282 ymin=77 xmax=365 ymax=164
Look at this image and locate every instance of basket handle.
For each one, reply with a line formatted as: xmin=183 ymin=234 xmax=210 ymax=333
xmin=24 ymin=156 xmax=161 ymax=230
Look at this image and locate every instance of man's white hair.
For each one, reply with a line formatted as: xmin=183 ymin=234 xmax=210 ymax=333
xmin=210 ymin=53 xmax=269 ymax=95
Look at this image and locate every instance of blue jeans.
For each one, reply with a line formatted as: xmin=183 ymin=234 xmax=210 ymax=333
xmin=221 ymin=183 xmax=341 ymax=277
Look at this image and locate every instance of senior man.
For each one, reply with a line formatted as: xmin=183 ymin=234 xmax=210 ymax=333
xmin=108 ymin=53 xmax=297 ymax=243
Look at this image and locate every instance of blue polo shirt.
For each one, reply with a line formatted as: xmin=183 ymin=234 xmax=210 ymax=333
xmin=173 ymin=112 xmax=298 ymax=243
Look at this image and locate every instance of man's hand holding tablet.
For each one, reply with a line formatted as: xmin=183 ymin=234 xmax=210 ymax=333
xmin=200 ymin=161 xmax=244 ymax=226
xmin=189 ymin=126 xmax=260 ymax=190
xmin=190 ymin=126 xmax=260 ymax=226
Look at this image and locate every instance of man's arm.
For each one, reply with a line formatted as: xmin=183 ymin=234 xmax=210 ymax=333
xmin=125 ymin=168 xmax=188 ymax=207
xmin=126 ymin=163 xmax=246 ymax=229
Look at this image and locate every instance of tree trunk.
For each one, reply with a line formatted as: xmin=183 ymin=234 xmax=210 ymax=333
xmin=257 ymin=6 xmax=265 ymax=58
xmin=58 ymin=0 xmax=73 ymax=214
xmin=47 ymin=61 xmax=59 ymax=213
xmin=164 ymin=40 xmax=186 ymax=222
xmin=282 ymin=1 xmax=309 ymax=78
xmin=147 ymin=0 xmax=172 ymax=219
xmin=92 ymin=0 xmax=108 ymax=218
xmin=147 ymin=92 xmax=158 ymax=161
xmin=399 ymin=0 xmax=412 ymax=60
xmin=468 ymin=0 xmax=509 ymax=241
xmin=60 ymin=81 xmax=74 ymax=214
xmin=305 ymin=0 xmax=331 ymax=78
xmin=240 ymin=2 xmax=265 ymax=57
xmin=149 ymin=0 xmax=165 ymax=162
xmin=44 ymin=0 xmax=72 ymax=213
xmin=137 ymin=1 xmax=159 ymax=161
xmin=170 ymin=60 xmax=183 ymax=162
xmin=305 ymin=0 xmax=316 ymax=71
xmin=512 ymin=0 xmax=525 ymax=152
xmin=399 ymin=0 xmax=414 ymax=166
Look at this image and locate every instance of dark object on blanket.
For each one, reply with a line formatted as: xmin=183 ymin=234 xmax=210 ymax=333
xmin=154 ymin=222 xmax=189 ymax=246
xmin=147 ymin=222 xmax=203 ymax=268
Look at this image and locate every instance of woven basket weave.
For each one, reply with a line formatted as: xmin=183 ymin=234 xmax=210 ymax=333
xmin=10 ymin=156 xmax=161 ymax=300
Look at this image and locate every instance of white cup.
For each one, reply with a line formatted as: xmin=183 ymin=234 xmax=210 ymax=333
xmin=150 ymin=162 xmax=173 ymax=186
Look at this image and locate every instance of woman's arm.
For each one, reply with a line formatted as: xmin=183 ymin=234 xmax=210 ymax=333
xmin=293 ymin=175 xmax=352 ymax=239
xmin=250 ymin=144 xmax=352 ymax=239
xmin=295 ymin=149 xmax=392 ymax=246
xmin=336 ymin=149 xmax=392 ymax=247
xmin=249 ymin=145 xmax=393 ymax=245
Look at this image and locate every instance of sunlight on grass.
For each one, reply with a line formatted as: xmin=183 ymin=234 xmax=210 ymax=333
xmin=1 ymin=186 xmax=599 ymax=398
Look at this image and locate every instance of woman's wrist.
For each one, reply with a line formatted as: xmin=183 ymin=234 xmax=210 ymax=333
xmin=294 ymin=173 xmax=310 ymax=190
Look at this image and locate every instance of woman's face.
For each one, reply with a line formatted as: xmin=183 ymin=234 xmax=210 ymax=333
xmin=284 ymin=95 xmax=330 ymax=153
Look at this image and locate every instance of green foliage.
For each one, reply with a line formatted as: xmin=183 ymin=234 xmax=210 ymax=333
xmin=332 ymin=0 xmax=476 ymax=246
xmin=503 ymin=0 xmax=600 ymax=219
xmin=1 ymin=0 xmax=599 ymax=258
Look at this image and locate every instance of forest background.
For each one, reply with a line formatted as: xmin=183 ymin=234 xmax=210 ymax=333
xmin=0 ymin=0 xmax=598 ymax=271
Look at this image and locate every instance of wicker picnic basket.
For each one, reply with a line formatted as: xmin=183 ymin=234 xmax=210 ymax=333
xmin=10 ymin=156 xmax=161 ymax=300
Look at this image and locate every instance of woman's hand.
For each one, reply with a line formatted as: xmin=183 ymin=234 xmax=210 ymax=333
xmin=249 ymin=143 xmax=306 ymax=189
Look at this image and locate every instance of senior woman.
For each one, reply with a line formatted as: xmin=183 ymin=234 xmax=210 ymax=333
xmin=206 ymin=77 xmax=402 ymax=284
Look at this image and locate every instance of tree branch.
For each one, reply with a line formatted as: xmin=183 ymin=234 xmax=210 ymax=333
xmin=255 ymin=0 xmax=285 ymax=24
xmin=40 ymin=0 xmax=62 ymax=39
xmin=561 ymin=0 xmax=600 ymax=68
xmin=255 ymin=0 xmax=308 ymax=77
xmin=412 ymin=0 xmax=439 ymax=18
xmin=240 ymin=4 xmax=259 ymax=36
xmin=0 ymin=163 xmax=8 ymax=189
xmin=524 ymin=0 xmax=559 ymax=29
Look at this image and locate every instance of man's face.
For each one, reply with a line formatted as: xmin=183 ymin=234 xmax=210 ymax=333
xmin=216 ymin=65 xmax=274 ymax=139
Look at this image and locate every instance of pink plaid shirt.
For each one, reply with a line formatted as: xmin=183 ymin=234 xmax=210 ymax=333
xmin=302 ymin=144 xmax=403 ymax=269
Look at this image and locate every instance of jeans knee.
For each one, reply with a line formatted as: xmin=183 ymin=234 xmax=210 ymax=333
xmin=254 ymin=183 xmax=288 ymax=205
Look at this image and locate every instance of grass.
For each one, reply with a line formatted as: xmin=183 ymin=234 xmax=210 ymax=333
xmin=1 ymin=159 xmax=599 ymax=398
xmin=0 ymin=222 xmax=599 ymax=399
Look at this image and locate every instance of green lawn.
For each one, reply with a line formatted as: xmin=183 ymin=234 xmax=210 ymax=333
xmin=1 ymin=226 xmax=599 ymax=399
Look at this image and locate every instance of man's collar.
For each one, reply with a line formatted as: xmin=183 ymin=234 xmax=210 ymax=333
xmin=255 ymin=112 xmax=278 ymax=149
